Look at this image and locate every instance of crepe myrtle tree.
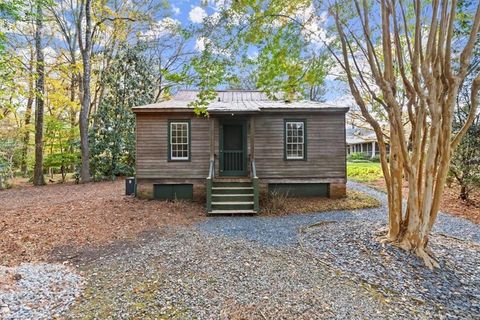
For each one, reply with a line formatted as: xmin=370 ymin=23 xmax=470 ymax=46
xmin=329 ymin=0 xmax=480 ymax=268
xmin=222 ymin=0 xmax=478 ymax=267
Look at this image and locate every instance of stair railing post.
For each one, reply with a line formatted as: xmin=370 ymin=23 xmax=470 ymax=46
xmin=251 ymin=159 xmax=259 ymax=212
xmin=206 ymin=159 xmax=214 ymax=213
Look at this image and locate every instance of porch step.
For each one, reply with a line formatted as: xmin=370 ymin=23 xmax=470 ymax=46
xmin=207 ymin=181 xmax=257 ymax=215
xmin=213 ymin=182 xmax=252 ymax=187
xmin=212 ymin=194 xmax=253 ymax=202
xmin=212 ymin=187 xmax=253 ymax=194
xmin=210 ymin=209 xmax=257 ymax=215
xmin=212 ymin=202 xmax=254 ymax=211
xmin=212 ymin=201 xmax=254 ymax=205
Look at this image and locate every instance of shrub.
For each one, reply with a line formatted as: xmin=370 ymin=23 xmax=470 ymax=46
xmin=260 ymin=190 xmax=289 ymax=214
xmin=347 ymin=152 xmax=369 ymax=161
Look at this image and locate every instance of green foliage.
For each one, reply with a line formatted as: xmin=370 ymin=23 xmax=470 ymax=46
xmin=189 ymin=0 xmax=330 ymax=106
xmin=0 ymin=136 xmax=23 ymax=181
xmin=347 ymin=162 xmax=384 ymax=182
xmin=0 ymin=0 xmax=23 ymax=53
xmin=450 ymin=0 xmax=479 ymax=201
xmin=43 ymin=116 xmax=78 ymax=181
xmin=449 ymin=121 xmax=480 ymax=201
xmin=347 ymin=152 xmax=370 ymax=161
xmin=89 ymin=47 xmax=155 ymax=181
xmin=188 ymin=49 xmax=229 ymax=116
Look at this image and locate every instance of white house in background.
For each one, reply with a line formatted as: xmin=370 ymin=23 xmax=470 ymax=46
xmin=327 ymin=94 xmax=392 ymax=159
xmin=346 ymin=127 xmax=377 ymax=158
xmin=346 ymin=126 xmax=391 ymax=158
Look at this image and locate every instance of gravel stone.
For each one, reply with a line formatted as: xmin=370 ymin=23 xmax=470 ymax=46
xmin=69 ymin=228 xmax=427 ymax=319
xmin=197 ymin=181 xmax=480 ymax=245
xmin=0 ymin=263 xmax=82 ymax=320
xmin=300 ymin=221 xmax=480 ymax=318
xmin=194 ymin=181 xmax=480 ymax=318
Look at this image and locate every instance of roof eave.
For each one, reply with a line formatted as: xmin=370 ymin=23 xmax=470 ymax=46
xmin=259 ymin=107 xmax=349 ymax=113
xmin=207 ymin=110 xmax=261 ymax=114
xmin=132 ymin=108 xmax=194 ymax=113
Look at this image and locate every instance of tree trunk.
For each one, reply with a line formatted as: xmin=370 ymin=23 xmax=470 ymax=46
xmin=21 ymin=47 xmax=35 ymax=176
xmin=78 ymin=0 xmax=92 ymax=183
xmin=460 ymin=185 xmax=467 ymax=200
xmin=69 ymin=62 xmax=77 ymax=172
xmin=33 ymin=0 xmax=45 ymax=186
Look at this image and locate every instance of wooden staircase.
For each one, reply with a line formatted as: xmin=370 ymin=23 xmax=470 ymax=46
xmin=206 ymin=160 xmax=259 ymax=215
xmin=209 ymin=181 xmax=256 ymax=215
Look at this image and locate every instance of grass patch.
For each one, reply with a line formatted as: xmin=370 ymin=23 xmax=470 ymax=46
xmin=347 ymin=162 xmax=384 ymax=182
xmin=69 ymin=264 xmax=191 ymax=319
xmin=260 ymin=190 xmax=381 ymax=215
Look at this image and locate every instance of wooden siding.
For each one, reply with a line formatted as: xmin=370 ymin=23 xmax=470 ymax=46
xmin=136 ymin=112 xmax=346 ymax=181
xmin=254 ymin=113 xmax=346 ymax=179
xmin=136 ymin=113 xmax=210 ymax=179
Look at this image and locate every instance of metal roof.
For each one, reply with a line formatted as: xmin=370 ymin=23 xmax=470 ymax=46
xmin=346 ymin=127 xmax=377 ymax=145
xmin=133 ymin=90 xmax=349 ymax=113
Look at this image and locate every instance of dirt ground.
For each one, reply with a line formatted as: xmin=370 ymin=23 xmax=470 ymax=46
xmin=0 ymin=180 xmax=204 ymax=266
xmin=366 ymin=180 xmax=480 ymax=224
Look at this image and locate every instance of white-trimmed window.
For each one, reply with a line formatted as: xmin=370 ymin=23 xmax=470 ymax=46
xmin=169 ymin=121 xmax=190 ymax=160
xmin=285 ymin=120 xmax=306 ymax=160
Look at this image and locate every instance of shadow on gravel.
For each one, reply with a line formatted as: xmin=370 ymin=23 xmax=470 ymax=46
xmin=48 ymin=228 xmax=167 ymax=267
xmin=300 ymin=221 xmax=480 ymax=318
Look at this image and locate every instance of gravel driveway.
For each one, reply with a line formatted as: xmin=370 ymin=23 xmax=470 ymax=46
xmin=66 ymin=182 xmax=479 ymax=319
xmin=197 ymin=181 xmax=480 ymax=245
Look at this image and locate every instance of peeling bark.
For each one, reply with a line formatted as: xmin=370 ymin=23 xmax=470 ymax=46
xmin=332 ymin=0 xmax=480 ymax=268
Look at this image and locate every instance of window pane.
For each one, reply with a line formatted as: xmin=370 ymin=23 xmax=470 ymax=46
xmin=170 ymin=122 xmax=189 ymax=160
xmin=286 ymin=121 xmax=305 ymax=159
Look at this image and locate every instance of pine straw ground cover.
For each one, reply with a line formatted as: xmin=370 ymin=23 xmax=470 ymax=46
xmin=260 ymin=190 xmax=381 ymax=215
xmin=1 ymin=179 xmax=381 ymax=266
xmin=366 ymin=179 xmax=480 ymax=224
xmin=0 ymin=180 xmax=204 ymax=266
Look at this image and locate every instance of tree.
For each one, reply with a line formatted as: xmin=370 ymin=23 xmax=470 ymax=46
xmin=77 ymin=0 xmax=93 ymax=183
xmin=225 ymin=0 xmax=479 ymax=268
xmin=186 ymin=1 xmax=331 ymax=111
xmin=33 ymin=0 xmax=45 ymax=186
xmin=0 ymin=0 xmax=23 ymax=53
xmin=329 ymin=0 xmax=480 ymax=267
xmin=90 ymin=47 xmax=155 ymax=180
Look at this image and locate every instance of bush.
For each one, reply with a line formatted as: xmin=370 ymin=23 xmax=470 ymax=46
xmin=260 ymin=190 xmax=289 ymax=214
xmin=348 ymin=159 xmax=372 ymax=163
xmin=347 ymin=152 xmax=369 ymax=161
xmin=449 ymin=122 xmax=480 ymax=201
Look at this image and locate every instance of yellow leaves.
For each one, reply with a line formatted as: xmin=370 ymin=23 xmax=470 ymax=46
xmin=45 ymin=76 xmax=80 ymax=116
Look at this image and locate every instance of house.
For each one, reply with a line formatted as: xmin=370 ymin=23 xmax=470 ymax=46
xmin=346 ymin=126 xmax=389 ymax=158
xmin=133 ymin=90 xmax=349 ymax=215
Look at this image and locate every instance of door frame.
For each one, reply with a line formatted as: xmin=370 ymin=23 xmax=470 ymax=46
xmin=219 ymin=119 xmax=248 ymax=176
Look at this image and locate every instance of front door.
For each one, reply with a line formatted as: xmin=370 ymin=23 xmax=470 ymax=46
xmin=220 ymin=121 xmax=247 ymax=176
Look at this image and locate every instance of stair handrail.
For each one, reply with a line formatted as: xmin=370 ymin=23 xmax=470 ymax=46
xmin=251 ymin=159 xmax=259 ymax=212
xmin=206 ymin=159 xmax=214 ymax=213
